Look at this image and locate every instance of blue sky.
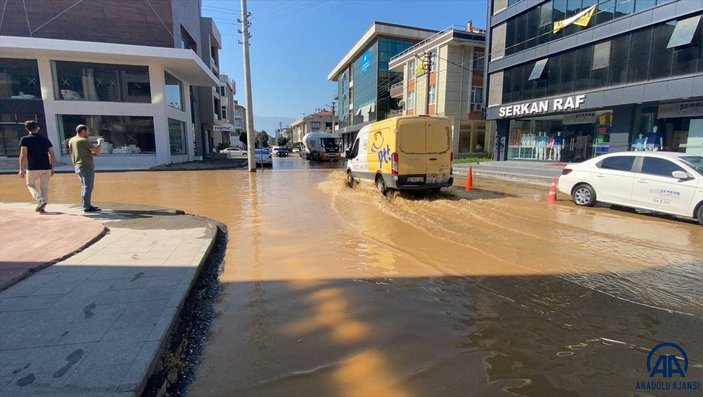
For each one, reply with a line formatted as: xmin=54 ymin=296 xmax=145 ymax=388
xmin=202 ymin=0 xmax=487 ymax=129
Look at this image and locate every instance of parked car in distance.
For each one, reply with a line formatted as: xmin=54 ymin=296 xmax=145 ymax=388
xmin=221 ymin=147 xmax=247 ymax=159
xmin=273 ymin=146 xmax=289 ymax=157
xmin=253 ymin=148 xmax=273 ymax=165
xmin=558 ymin=152 xmax=703 ymax=225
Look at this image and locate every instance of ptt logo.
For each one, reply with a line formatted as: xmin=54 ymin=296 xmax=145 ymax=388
xmin=648 ymin=342 xmax=688 ymax=378
xmin=377 ymin=144 xmax=391 ymax=169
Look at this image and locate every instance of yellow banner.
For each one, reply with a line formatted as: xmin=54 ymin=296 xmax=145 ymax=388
xmin=553 ymin=6 xmax=596 ymax=34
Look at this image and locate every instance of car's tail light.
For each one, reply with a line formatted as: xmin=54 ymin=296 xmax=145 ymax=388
xmin=391 ymin=152 xmax=398 ymax=176
xmin=561 ymin=168 xmax=572 ymax=175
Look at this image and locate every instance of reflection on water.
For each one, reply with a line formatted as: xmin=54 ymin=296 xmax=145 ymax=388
xmin=1 ymin=166 xmax=701 ymax=396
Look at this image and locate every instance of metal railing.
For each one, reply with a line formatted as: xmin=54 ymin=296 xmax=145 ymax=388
xmin=390 ymin=24 xmax=487 ymax=64
xmin=389 ymin=82 xmax=404 ymax=98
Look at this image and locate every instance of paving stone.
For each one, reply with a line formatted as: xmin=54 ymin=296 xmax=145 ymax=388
xmin=58 ymin=363 xmax=131 ymax=395
xmin=50 ymin=303 xmax=128 ymax=345
xmin=0 ymin=342 xmax=96 ymax=379
xmin=101 ymin=300 xmax=169 ymax=341
xmin=0 ymin=272 xmax=61 ymax=298
xmin=116 ymin=340 xmax=161 ymax=393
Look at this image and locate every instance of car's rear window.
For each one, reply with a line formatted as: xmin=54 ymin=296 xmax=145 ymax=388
xmin=598 ymin=156 xmax=634 ymax=171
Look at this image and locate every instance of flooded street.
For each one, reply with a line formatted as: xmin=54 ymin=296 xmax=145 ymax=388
xmin=1 ymin=157 xmax=702 ymax=396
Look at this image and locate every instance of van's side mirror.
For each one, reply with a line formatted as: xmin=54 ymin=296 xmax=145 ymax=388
xmin=345 ymin=149 xmax=351 ymax=158
xmin=672 ymin=171 xmax=690 ymax=180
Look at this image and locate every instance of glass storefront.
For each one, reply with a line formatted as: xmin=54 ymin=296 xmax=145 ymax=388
xmin=53 ymin=61 xmax=151 ymax=102
xmin=0 ymin=58 xmax=41 ymax=100
xmin=508 ymin=110 xmax=614 ymax=162
xmin=168 ymin=119 xmax=187 ymax=155
xmin=58 ymin=115 xmax=155 ymax=155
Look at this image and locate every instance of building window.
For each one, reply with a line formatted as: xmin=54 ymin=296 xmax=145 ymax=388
xmin=165 ymin=72 xmax=184 ymax=110
xmin=429 ymin=85 xmax=436 ymax=104
xmin=168 ymin=119 xmax=187 ymax=155
xmin=470 ymin=86 xmax=483 ymax=109
xmin=407 ymin=91 xmax=415 ymax=109
xmin=528 ymin=58 xmax=548 ymax=80
xmin=221 ymin=105 xmax=227 ymax=120
xmin=58 ymin=115 xmax=155 ymax=155
xmin=0 ymin=58 xmax=41 ymax=100
xmin=311 ymin=121 xmax=320 ymax=130
xmin=53 ymin=61 xmax=150 ymax=103
xmin=407 ymin=58 xmax=415 ymax=78
xmin=667 ymin=15 xmax=701 ymax=48
xmin=472 ymin=49 xmax=485 ymax=71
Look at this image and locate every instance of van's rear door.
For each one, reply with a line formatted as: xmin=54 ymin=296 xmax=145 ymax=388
xmin=397 ymin=118 xmax=427 ymax=179
xmin=424 ymin=119 xmax=451 ymax=177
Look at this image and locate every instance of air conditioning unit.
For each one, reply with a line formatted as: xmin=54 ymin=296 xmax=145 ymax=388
xmin=472 ymin=103 xmax=483 ymax=112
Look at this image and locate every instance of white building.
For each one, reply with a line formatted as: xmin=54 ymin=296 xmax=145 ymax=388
xmin=1 ymin=36 xmax=218 ymax=169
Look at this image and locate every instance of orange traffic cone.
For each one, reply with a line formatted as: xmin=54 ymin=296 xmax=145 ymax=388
xmin=465 ymin=166 xmax=473 ymax=191
xmin=547 ymin=177 xmax=557 ymax=202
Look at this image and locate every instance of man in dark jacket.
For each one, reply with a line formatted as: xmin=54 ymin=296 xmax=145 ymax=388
xmin=18 ymin=120 xmax=55 ymax=213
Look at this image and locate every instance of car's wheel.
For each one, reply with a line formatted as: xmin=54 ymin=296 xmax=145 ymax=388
xmin=572 ymin=184 xmax=596 ymax=207
xmin=696 ymin=203 xmax=703 ymax=226
xmin=376 ymin=175 xmax=387 ymax=195
xmin=346 ymin=171 xmax=355 ymax=188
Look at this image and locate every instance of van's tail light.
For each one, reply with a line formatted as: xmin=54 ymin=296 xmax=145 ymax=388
xmin=391 ymin=152 xmax=398 ymax=176
xmin=561 ymin=168 xmax=572 ymax=175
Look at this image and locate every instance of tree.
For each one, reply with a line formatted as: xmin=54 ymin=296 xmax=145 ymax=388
xmin=239 ymin=131 xmax=247 ymax=146
xmin=256 ymin=130 xmax=269 ymax=148
xmin=277 ymin=136 xmax=289 ymax=147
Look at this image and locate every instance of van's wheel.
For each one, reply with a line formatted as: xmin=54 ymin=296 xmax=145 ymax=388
xmin=696 ymin=203 xmax=703 ymax=226
xmin=376 ymin=175 xmax=387 ymax=195
xmin=346 ymin=171 xmax=355 ymax=188
xmin=572 ymin=184 xmax=596 ymax=207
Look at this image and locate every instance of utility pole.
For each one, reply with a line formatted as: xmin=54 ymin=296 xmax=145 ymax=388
xmin=330 ymin=101 xmax=335 ymax=133
xmin=423 ymin=51 xmax=432 ymax=115
xmin=239 ymin=0 xmax=256 ymax=172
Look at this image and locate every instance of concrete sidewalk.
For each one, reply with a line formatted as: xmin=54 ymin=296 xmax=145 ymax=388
xmin=453 ymin=160 xmax=566 ymax=185
xmin=0 ymin=202 xmax=218 ymax=396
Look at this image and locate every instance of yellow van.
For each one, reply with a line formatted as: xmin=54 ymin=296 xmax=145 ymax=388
xmin=345 ymin=115 xmax=454 ymax=194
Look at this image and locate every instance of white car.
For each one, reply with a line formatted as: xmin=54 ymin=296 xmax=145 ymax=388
xmin=253 ymin=148 xmax=272 ymax=165
xmin=558 ymin=152 xmax=703 ymax=225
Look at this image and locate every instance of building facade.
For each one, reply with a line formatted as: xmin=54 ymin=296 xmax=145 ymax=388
xmin=290 ymin=110 xmax=334 ymax=145
xmin=328 ymin=22 xmax=438 ymax=149
xmin=486 ymin=0 xmax=703 ymax=162
xmin=197 ymin=17 xmax=224 ymax=156
xmin=389 ymin=24 xmax=494 ymax=156
xmin=0 ymin=0 xmax=229 ymax=168
xmin=212 ymin=74 xmax=236 ymax=149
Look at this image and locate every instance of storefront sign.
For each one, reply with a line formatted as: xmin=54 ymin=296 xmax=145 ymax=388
xmin=658 ymin=101 xmax=703 ymax=118
xmin=213 ymin=124 xmax=234 ymax=132
xmin=563 ymin=111 xmax=596 ymax=125
xmin=498 ymin=94 xmax=586 ymax=118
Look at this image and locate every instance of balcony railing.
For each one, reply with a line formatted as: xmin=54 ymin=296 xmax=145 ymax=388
xmin=389 ymin=82 xmax=403 ymax=98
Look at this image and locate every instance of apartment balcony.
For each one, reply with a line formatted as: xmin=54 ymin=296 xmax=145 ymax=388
xmin=390 ymin=82 xmax=403 ymax=98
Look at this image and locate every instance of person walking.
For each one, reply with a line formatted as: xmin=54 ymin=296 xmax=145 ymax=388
xmin=68 ymin=124 xmax=103 ymax=212
xmin=18 ymin=120 xmax=55 ymax=213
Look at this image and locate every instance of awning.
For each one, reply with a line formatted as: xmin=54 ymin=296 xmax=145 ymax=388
xmin=213 ymin=124 xmax=235 ymax=132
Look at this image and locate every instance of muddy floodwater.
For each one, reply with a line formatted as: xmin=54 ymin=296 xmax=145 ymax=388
xmin=1 ymin=157 xmax=702 ymax=396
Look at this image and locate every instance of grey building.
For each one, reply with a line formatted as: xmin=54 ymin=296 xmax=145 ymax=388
xmin=486 ymin=0 xmax=703 ymax=162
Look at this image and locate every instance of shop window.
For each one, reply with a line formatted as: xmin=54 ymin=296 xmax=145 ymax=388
xmin=53 ymin=61 xmax=150 ymax=103
xmin=165 ymin=72 xmax=184 ymax=110
xmin=168 ymin=119 xmax=187 ymax=155
xmin=528 ymin=58 xmax=548 ymax=80
xmin=0 ymin=59 xmax=41 ymax=100
xmin=58 ymin=115 xmax=155 ymax=155
xmin=640 ymin=157 xmax=684 ymax=177
xmin=649 ymin=21 xmax=675 ymax=80
xmin=667 ymin=15 xmax=701 ymax=48
xmin=598 ymin=155 xmax=634 ymax=171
